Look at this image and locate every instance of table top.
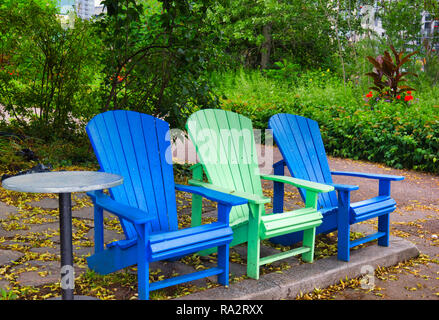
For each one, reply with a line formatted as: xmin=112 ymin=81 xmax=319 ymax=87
xmin=1 ymin=171 xmax=123 ymax=194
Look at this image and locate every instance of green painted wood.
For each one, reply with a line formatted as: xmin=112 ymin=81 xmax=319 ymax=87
xmin=187 ymin=109 xmax=333 ymax=279
xmin=261 ymin=212 xmax=322 ymax=236
xmin=302 ymin=227 xmax=317 ymax=262
xmin=260 ymin=174 xmax=334 ymax=193
xmin=261 ymin=207 xmax=316 ymax=223
xmin=188 ymin=179 xmax=271 ymax=205
xmin=247 ymin=202 xmax=262 ymax=279
xmin=261 ymin=220 xmax=322 ymax=239
xmin=259 ymin=247 xmax=311 ymax=266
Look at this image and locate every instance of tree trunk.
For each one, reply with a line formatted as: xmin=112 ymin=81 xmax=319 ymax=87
xmin=261 ymin=22 xmax=272 ymax=69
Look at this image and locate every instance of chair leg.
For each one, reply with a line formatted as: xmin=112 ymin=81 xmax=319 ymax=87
xmin=247 ymin=203 xmax=262 ymax=280
xmin=247 ymin=234 xmax=260 ymax=280
xmin=337 ymin=222 xmax=350 ymax=262
xmin=378 ymin=213 xmax=390 ymax=247
xmin=302 ymin=227 xmax=316 ymax=263
xmin=93 ymin=205 xmax=104 ymax=253
xmin=137 ymin=248 xmax=149 ymax=300
xmin=217 ymin=243 xmax=229 ymax=285
xmin=273 ymin=160 xmax=285 ymax=214
xmin=135 ymin=225 xmax=150 ymax=300
xmin=337 ymin=190 xmax=351 ymax=262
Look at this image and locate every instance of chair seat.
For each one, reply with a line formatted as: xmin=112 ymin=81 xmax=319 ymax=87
xmin=260 ymin=208 xmax=323 ymax=239
xmin=316 ymin=196 xmax=396 ymax=225
xmin=107 ymin=222 xmax=233 ymax=262
xmin=351 ymin=196 xmax=396 ymax=223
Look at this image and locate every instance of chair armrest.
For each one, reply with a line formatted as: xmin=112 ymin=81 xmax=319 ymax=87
xmin=329 ymin=183 xmax=359 ymax=192
xmin=260 ymin=174 xmax=334 ymax=193
xmin=331 ymin=171 xmax=404 ymax=181
xmin=188 ymin=179 xmax=271 ymax=205
xmin=175 ymin=184 xmax=248 ymax=207
xmin=190 ymin=163 xmax=203 ymax=171
xmin=87 ymin=190 xmax=154 ymax=225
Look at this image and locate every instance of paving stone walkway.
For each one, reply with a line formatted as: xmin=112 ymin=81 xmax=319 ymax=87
xmin=0 ymin=146 xmax=438 ymax=300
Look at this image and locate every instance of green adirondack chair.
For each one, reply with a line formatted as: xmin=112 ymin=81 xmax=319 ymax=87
xmin=186 ymin=109 xmax=334 ymax=279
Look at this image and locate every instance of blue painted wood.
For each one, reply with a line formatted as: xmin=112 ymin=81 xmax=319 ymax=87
xmin=268 ymin=113 xmax=405 ymax=261
xmin=87 ymin=190 xmax=155 ymax=224
xmin=93 ymin=204 xmax=104 ymax=254
xmin=331 ymin=171 xmax=404 ymax=181
xmin=174 ymin=184 xmax=248 ymax=207
xmin=149 ymin=267 xmax=223 ymax=292
xmin=273 ymin=160 xmax=285 ymax=214
xmin=330 ymin=183 xmax=360 ymax=192
xmin=349 ymin=231 xmax=387 ymax=248
xmin=85 ymin=110 xmax=244 ymax=300
xmin=86 ymin=112 xmax=137 ymax=239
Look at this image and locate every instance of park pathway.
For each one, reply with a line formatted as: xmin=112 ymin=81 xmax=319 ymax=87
xmin=0 ymin=144 xmax=438 ymax=300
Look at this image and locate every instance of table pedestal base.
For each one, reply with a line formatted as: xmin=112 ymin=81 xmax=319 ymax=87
xmin=47 ymin=295 xmax=99 ymax=300
xmin=59 ymin=193 xmax=74 ymax=300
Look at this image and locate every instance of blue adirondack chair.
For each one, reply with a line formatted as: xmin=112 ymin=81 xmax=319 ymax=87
xmin=268 ymin=113 xmax=404 ymax=261
xmin=85 ymin=110 xmax=248 ymax=300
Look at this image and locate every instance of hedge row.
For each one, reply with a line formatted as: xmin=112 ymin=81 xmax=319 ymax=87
xmin=222 ymin=100 xmax=439 ymax=174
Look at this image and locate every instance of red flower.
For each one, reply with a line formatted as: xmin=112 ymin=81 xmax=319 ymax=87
xmin=366 ymin=91 xmax=373 ymax=98
xmin=404 ymin=95 xmax=413 ymax=102
xmin=406 ymin=91 xmax=412 ymax=95
xmin=396 ymin=95 xmax=401 ymax=99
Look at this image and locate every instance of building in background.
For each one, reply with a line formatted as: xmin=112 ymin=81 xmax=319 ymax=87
xmin=57 ymin=0 xmax=98 ymax=20
xmin=58 ymin=0 xmax=75 ymax=15
xmin=76 ymin=0 xmax=95 ymax=20
xmin=352 ymin=3 xmax=439 ymax=52
xmin=421 ymin=12 xmax=439 ymax=50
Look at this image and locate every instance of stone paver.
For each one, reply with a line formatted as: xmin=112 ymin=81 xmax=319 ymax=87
xmin=0 ymin=145 xmax=437 ymax=300
xmin=0 ymin=201 xmax=17 ymax=220
xmin=0 ymin=249 xmax=25 ymax=266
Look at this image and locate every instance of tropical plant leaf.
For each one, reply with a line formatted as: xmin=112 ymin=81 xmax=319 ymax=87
xmin=366 ymin=56 xmax=382 ymax=70
xmin=398 ymin=50 xmax=419 ymax=68
xmin=365 ymin=72 xmax=381 ymax=80
xmin=384 ymin=50 xmax=393 ymax=64
xmin=398 ymin=85 xmax=415 ymax=91
xmin=366 ymin=45 xmax=417 ymax=101
xmin=390 ymin=44 xmax=400 ymax=65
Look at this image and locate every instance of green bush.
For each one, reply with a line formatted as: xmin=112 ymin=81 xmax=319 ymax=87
xmin=0 ymin=1 xmax=101 ymax=139
xmin=214 ymin=69 xmax=439 ymax=174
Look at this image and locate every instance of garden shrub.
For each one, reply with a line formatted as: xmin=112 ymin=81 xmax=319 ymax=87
xmin=0 ymin=0 xmax=101 ymax=139
xmin=215 ymin=70 xmax=439 ymax=174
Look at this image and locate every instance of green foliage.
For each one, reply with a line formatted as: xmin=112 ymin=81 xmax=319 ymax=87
xmin=214 ymin=69 xmax=439 ymax=174
xmin=0 ymin=134 xmax=29 ymax=172
xmin=263 ymin=60 xmax=302 ymax=84
xmin=377 ymin=0 xmax=424 ymax=52
xmin=0 ymin=288 xmax=18 ymax=300
xmin=0 ymin=0 xmax=101 ymax=139
xmin=94 ymin=0 xmax=222 ymax=130
xmin=208 ymin=0 xmax=363 ymax=70
xmin=421 ymin=39 xmax=439 ymax=85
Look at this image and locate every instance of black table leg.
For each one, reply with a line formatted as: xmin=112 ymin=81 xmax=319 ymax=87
xmin=59 ymin=192 xmax=74 ymax=300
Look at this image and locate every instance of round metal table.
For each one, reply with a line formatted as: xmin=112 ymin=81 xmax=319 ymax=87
xmin=1 ymin=171 xmax=123 ymax=300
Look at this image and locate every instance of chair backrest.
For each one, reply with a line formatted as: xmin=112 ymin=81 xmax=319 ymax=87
xmin=268 ymin=113 xmax=338 ymax=209
xmin=86 ymin=110 xmax=178 ymax=239
xmin=186 ymin=109 xmax=263 ymax=226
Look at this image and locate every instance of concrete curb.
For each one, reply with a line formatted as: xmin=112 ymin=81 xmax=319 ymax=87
xmin=177 ymin=237 xmax=420 ymax=300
